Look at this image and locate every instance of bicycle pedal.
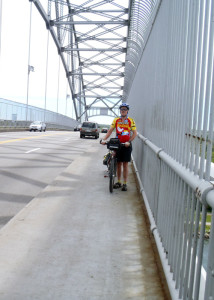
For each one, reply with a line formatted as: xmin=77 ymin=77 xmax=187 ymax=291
xmin=104 ymin=170 xmax=109 ymax=177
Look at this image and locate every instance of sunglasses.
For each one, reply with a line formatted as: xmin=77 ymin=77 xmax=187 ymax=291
xmin=120 ymin=109 xmax=128 ymax=111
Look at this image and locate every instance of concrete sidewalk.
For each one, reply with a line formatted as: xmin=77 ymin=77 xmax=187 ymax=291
xmin=0 ymin=141 xmax=167 ymax=299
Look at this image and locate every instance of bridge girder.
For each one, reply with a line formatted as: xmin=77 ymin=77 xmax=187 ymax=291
xmin=31 ymin=0 xmax=132 ymax=122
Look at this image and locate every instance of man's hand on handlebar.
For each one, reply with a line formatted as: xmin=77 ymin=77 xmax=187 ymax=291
xmin=100 ymin=139 xmax=131 ymax=147
xmin=100 ymin=139 xmax=107 ymax=145
xmin=125 ymin=141 xmax=131 ymax=147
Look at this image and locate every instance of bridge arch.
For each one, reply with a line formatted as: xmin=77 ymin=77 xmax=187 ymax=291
xmin=31 ymin=0 xmax=159 ymax=123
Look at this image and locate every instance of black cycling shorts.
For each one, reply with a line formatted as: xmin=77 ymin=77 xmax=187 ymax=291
xmin=116 ymin=144 xmax=132 ymax=162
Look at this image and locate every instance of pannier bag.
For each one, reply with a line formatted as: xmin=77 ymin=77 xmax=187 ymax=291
xmin=107 ymin=138 xmax=121 ymax=150
xmin=103 ymin=152 xmax=111 ymax=165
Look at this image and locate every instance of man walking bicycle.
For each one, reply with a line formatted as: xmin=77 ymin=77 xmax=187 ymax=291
xmin=101 ymin=103 xmax=137 ymax=191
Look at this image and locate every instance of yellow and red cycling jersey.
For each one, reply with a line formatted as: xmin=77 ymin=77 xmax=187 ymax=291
xmin=111 ymin=117 xmax=137 ymax=143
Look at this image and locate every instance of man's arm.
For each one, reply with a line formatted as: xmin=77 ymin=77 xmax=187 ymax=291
xmin=102 ymin=127 xmax=114 ymax=141
xmin=129 ymin=129 xmax=137 ymax=142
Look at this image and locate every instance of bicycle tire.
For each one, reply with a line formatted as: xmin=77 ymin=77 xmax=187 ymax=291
xmin=109 ymin=157 xmax=116 ymax=193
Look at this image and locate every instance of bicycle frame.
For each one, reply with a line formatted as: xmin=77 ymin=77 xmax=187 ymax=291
xmin=102 ymin=139 xmax=126 ymax=193
xmin=107 ymin=149 xmax=117 ymax=193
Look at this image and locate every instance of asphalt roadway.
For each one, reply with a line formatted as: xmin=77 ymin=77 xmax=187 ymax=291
xmin=0 ymin=136 xmax=168 ymax=299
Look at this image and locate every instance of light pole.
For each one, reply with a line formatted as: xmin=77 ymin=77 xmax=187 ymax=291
xmin=66 ymin=94 xmax=70 ymax=116
xmin=26 ymin=65 xmax=35 ymax=122
xmin=26 ymin=2 xmax=33 ymax=123
xmin=0 ymin=0 xmax=2 ymax=60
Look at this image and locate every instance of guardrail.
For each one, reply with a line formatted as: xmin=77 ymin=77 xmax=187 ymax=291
xmin=0 ymin=120 xmax=77 ymax=132
xmin=133 ymin=133 xmax=214 ymax=300
xmin=0 ymin=99 xmax=80 ymax=131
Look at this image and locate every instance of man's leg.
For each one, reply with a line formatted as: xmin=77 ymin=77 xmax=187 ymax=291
xmin=121 ymin=162 xmax=129 ymax=191
xmin=117 ymin=162 xmax=122 ymax=182
xmin=113 ymin=162 xmax=122 ymax=188
xmin=123 ymin=162 xmax=129 ymax=183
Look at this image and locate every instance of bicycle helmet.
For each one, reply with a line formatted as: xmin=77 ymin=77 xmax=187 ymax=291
xmin=119 ymin=103 xmax=130 ymax=110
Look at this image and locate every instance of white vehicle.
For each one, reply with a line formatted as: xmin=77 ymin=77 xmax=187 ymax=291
xmin=29 ymin=121 xmax=46 ymax=132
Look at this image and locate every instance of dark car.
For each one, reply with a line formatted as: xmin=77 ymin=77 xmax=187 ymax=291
xmin=101 ymin=127 xmax=108 ymax=133
xmin=74 ymin=125 xmax=81 ymax=131
xmin=80 ymin=122 xmax=100 ymax=139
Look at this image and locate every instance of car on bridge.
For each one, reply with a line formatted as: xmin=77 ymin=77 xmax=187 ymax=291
xmin=29 ymin=121 xmax=46 ymax=132
xmin=80 ymin=122 xmax=99 ymax=139
xmin=101 ymin=127 xmax=108 ymax=133
xmin=74 ymin=125 xmax=81 ymax=131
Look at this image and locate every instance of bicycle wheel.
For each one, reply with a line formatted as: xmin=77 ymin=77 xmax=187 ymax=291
xmin=109 ymin=158 xmax=116 ymax=193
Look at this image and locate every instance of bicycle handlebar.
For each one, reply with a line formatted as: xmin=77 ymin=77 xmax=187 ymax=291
xmin=100 ymin=139 xmax=128 ymax=146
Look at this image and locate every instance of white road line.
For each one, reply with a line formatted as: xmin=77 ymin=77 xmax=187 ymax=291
xmin=25 ymin=148 xmax=41 ymax=154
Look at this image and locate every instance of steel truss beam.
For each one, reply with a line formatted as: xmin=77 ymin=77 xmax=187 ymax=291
xmin=51 ymin=20 xmax=128 ymax=25
xmin=75 ymin=95 xmax=122 ymax=99
xmin=77 ymin=38 xmax=127 ymax=41
xmin=69 ymin=72 xmax=124 ymax=76
xmin=32 ymin=0 xmax=132 ymax=121
xmin=84 ymin=86 xmax=123 ymax=89
xmin=62 ymin=48 xmax=126 ymax=52
xmin=81 ymin=63 xmax=125 ymax=66
xmin=72 ymin=10 xmax=128 ymax=14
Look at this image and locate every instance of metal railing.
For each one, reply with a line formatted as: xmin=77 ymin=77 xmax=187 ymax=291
xmin=0 ymin=98 xmax=79 ymax=130
xmin=132 ymin=135 xmax=214 ymax=300
xmin=123 ymin=0 xmax=162 ymax=100
xmin=128 ymin=0 xmax=214 ymax=299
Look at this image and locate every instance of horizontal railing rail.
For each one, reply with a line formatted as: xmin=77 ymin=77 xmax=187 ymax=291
xmin=133 ymin=133 xmax=214 ymax=300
